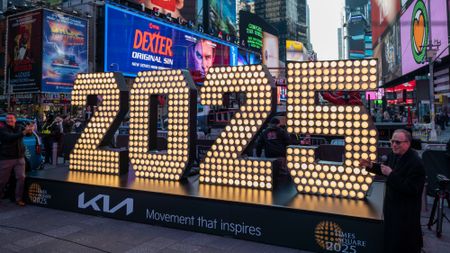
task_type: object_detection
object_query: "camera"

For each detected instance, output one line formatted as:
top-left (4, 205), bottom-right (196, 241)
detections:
top-left (436, 174), bottom-right (450, 190)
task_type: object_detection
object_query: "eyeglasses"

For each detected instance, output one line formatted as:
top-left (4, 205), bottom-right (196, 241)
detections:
top-left (390, 139), bottom-right (408, 145)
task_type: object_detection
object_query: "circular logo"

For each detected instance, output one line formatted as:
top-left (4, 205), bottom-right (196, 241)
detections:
top-left (410, 0), bottom-right (429, 63)
top-left (28, 183), bottom-right (43, 204)
top-left (315, 221), bottom-right (343, 249)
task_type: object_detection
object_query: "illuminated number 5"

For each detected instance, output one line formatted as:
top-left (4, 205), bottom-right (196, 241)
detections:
top-left (286, 60), bottom-right (379, 199)
top-left (70, 72), bottom-right (129, 174)
top-left (199, 65), bottom-right (275, 189)
top-left (129, 70), bottom-right (197, 180)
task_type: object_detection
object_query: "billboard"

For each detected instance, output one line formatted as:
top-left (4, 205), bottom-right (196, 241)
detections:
top-left (371, 0), bottom-right (401, 47)
top-left (400, 0), bottom-right (449, 75)
top-left (134, 0), bottom-right (198, 22)
top-left (42, 10), bottom-right (88, 93)
top-left (104, 4), bottom-right (234, 80)
top-left (237, 49), bottom-right (261, 65)
top-left (381, 21), bottom-right (401, 83)
top-left (239, 11), bottom-right (279, 77)
top-left (207, 0), bottom-right (237, 38)
top-left (6, 11), bottom-right (42, 93)
top-left (286, 40), bottom-right (308, 61)
top-left (347, 15), bottom-right (366, 59)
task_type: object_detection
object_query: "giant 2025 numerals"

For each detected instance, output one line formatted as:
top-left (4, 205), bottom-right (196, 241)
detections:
top-left (70, 60), bottom-right (378, 199)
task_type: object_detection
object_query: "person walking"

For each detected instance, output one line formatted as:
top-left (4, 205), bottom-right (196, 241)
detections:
top-left (0, 113), bottom-right (34, 206)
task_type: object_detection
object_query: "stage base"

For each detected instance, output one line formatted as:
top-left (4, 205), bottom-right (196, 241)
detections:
top-left (25, 167), bottom-right (384, 253)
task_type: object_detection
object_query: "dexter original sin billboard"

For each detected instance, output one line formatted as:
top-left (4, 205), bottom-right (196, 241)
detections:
top-left (400, 0), bottom-right (449, 75)
top-left (104, 4), bottom-right (236, 81)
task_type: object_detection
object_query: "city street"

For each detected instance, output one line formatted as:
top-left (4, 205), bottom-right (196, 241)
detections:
top-left (0, 197), bottom-right (449, 253)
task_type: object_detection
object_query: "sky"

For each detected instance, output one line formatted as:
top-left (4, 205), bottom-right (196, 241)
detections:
top-left (308, 0), bottom-right (345, 60)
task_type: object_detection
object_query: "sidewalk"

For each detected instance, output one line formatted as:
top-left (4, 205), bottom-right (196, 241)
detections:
top-left (1, 199), bottom-right (449, 253)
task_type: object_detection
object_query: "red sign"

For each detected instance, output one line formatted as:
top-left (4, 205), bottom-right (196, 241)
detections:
top-left (371, 0), bottom-right (401, 47)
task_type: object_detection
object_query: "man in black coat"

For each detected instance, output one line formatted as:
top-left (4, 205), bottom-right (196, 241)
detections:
top-left (360, 129), bottom-right (425, 253)
top-left (0, 113), bottom-right (34, 206)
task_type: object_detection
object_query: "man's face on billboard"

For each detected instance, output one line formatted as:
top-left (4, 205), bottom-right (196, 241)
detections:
top-left (194, 40), bottom-right (215, 76)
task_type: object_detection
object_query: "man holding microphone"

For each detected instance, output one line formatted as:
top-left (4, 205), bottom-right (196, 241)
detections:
top-left (0, 113), bottom-right (34, 206)
top-left (360, 129), bottom-right (425, 253)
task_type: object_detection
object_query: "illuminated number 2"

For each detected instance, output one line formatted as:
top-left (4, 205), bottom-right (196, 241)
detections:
top-left (129, 70), bottom-right (197, 180)
top-left (199, 65), bottom-right (275, 189)
top-left (286, 60), bottom-right (379, 199)
top-left (70, 72), bottom-right (129, 174)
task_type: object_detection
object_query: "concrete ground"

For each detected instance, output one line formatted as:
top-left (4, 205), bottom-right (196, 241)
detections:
top-left (0, 198), bottom-right (449, 253)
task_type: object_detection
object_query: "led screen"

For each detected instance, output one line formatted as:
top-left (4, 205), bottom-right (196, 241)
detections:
top-left (207, 0), bottom-right (237, 37)
top-left (286, 40), bottom-right (308, 61)
top-left (6, 11), bottom-right (42, 93)
top-left (371, 0), bottom-right (401, 47)
top-left (237, 49), bottom-right (261, 65)
top-left (133, 0), bottom-right (198, 21)
top-left (104, 4), bottom-right (235, 80)
top-left (42, 10), bottom-right (88, 93)
top-left (400, 0), bottom-right (449, 75)
top-left (381, 21), bottom-right (401, 83)
top-left (239, 11), bottom-right (279, 77)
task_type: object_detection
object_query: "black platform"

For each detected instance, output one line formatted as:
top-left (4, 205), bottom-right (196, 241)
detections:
top-left (25, 166), bottom-right (385, 253)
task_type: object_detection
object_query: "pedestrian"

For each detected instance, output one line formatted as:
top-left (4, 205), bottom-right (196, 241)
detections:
top-left (41, 115), bottom-right (63, 164)
top-left (360, 129), bottom-right (425, 253)
top-left (256, 117), bottom-right (290, 177)
top-left (0, 113), bottom-right (34, 206)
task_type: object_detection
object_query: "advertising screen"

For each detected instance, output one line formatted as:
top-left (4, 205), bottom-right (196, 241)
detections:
top-left (6, 11), bottom-right (42, 93)
top-left (371, 0), bottom-right (401, 47)
top-left (133, 0), bottom-right (198, 22)
top-left (286, 40), bottom-right (307, 61)
top-left (400, 0), bottom-right (449, 75)
top-left (239, 11), bottom-right (279, 77)
top-left (104, 4), bottom-right (235, 80)
top-left (237, 49), bottom-right (261, 65)
top-left (381, 21), bottom-right (402, 83)
top-left (207, 0), bottom-right (237, 37)
top-left (347, 15), bottom-right (366, 58)
top-left (42, 10), bottom-right (88, 93)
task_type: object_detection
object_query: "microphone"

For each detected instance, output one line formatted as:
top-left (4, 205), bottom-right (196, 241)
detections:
top-left (380, 155), bottom-right (388, 164)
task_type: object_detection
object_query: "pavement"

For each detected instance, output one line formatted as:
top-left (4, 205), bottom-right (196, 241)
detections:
top-left (0, 197), bottom-right (449, 253)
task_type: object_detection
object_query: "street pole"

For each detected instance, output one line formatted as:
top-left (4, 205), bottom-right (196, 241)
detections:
top-left (427, 0), bottom-right (437, 141)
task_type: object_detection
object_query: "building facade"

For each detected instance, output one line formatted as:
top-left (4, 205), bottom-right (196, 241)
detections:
top-left (254, 0), bottom-right (310, 63)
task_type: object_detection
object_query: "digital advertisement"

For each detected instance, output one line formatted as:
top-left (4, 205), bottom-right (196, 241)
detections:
top-left (239, 11), bottom-right (279, 77)
top-left (207, 0), bottom-right (237, 38)
top-left (381, 21), bottom-right (402, 83)
top-left (133, 0), bottom-right (198, 22)
top-left (6, 10), bottom-right (43, 93)
top-left (400, 0), bottom-right (449, 75)
top-left (237, 49), bottom-right (261, 65)
top-left (286, 40), bottom-right (308, 62)
top-left (41, 10), bottom-right (88, 93)
top-left (104, 4), bottom-right (235, 81)
top-left (370, 0), bottom-right (401, 47)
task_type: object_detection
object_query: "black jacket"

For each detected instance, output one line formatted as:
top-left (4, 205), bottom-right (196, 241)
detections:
top-left (0, 124), bottom-right (27, 160)
top-left (370, 148), bottom-right (425, 253)
top-left (256, 126), bottom-right (290, 158)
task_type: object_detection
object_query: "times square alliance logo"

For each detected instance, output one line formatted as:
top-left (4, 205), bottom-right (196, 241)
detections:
top-left (28, 183), bottom-right (52, 205)
top-left (410, 0), bottom-right (429, 64)
top-left (314, 221), bottom-right (367, 252)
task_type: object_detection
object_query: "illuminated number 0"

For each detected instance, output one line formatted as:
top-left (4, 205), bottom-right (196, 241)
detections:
top-left (129, 70), bottom-right (197, 180)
